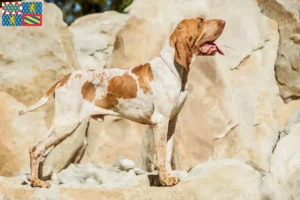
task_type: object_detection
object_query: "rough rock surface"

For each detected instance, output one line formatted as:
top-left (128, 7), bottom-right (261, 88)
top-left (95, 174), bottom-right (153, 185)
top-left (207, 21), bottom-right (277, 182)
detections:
top-left (107, 17), bottom-right (173, 69)
top-left (0, 160), bottom-right (263, 200)
top-left (257, 0), bottom-right (300, 100)
top-left (0, 2), bottom-right (84, 176)
top-left (69, 11), bottom-right (130, 70)
top-left (105, 0), bottom-right (280, 172)
top-left (263, 109), bottom-right (300, 200)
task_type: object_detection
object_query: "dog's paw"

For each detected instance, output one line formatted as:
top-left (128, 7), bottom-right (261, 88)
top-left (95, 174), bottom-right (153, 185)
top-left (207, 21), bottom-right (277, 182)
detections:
top-left (31, 179), bottom-right (51, 188)
top-left (159, 176), bottom-right (179, 186)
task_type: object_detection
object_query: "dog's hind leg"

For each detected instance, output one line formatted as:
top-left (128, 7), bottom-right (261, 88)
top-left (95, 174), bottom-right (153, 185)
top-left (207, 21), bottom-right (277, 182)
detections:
top-left (29, 91), bottom-right (82, 188)
top-left (29, 119), bottom-right (80, 188)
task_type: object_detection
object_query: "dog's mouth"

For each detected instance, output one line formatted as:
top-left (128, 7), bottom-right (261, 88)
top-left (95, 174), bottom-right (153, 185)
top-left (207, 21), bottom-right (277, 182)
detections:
top-left (198, 41), bottom-right (224, 56)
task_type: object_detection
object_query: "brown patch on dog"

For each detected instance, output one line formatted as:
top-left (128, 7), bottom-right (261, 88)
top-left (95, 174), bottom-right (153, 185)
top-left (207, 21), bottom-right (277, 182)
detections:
top-left (95, 74), bottom-right (137, 109)
top-left (58, 73), bottom-right (72, 88)
top-left (81, 81), bottom-right (96, 102)
top-left (74, 74), bottom-right (82, 79)
top-left (45, 73), bottom-right (71, 97)
top-left (132, 63), bottom-right (154, 94)
top-left (45, 82), bottom-right (59, 97)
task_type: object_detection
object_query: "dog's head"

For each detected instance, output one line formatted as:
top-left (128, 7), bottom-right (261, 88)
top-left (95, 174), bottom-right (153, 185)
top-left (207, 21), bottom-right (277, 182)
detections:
top-left (169, 18), bottom-right (225, 70)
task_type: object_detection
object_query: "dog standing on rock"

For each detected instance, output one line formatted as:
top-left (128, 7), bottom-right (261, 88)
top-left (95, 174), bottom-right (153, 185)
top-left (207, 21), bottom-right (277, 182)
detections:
top-left (19, 17), bottom-right (225, 188)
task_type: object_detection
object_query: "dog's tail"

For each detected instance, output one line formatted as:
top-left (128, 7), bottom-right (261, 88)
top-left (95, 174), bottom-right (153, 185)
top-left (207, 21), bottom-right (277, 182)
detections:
top-left (19, 81), bottom-right (59, 116)
top-left (19, 73), bottom-right (71, 115)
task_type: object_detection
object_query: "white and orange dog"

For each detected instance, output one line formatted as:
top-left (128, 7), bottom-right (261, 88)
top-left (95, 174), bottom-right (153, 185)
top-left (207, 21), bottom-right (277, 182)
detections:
top-left (20, 17), bottom-right (225, 188)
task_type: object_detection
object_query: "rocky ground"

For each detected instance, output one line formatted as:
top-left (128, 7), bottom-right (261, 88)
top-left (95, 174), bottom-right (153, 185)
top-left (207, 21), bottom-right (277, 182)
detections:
top-left (0, 0), bottom-right (299, 199)
top-left (0, 159), bottom-right (263, 200)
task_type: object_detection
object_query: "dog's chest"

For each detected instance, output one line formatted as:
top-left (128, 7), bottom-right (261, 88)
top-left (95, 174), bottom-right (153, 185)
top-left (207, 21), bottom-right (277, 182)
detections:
top-left (170, 89), bottom-right (189, 118)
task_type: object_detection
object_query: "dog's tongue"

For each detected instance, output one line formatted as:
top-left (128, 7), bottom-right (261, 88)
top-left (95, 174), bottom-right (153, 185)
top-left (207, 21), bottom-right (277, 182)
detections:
top-left (211, 42), bottom-right (224, 56)
top-left (200, 42), bottom-right (225, 56)
top-left (216, 44), bottom-right (224, 56)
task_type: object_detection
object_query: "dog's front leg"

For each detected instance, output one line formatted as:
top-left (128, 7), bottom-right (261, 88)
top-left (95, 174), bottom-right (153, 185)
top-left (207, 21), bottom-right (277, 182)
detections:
top-left (153, 119), bottom-right (179, 186)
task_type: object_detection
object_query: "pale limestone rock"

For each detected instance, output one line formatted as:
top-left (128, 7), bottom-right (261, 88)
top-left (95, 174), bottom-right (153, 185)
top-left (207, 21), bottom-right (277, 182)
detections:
top-left (274, 98), bottom-right (300, 129)
top-left (107, 17), bottom-right (173, 69)
top-left (0, 92), bottom-right (48, 176)
top-left (263, 116), bottom-right (300, 200)
top-left (127, 0), bottom-right (209, 23)
top-left (257, 0), bottom-right (300, 100)
top-left (69, 11), bottom-right (130, 70)
top-left (206, 0), bottom-right (280, 171)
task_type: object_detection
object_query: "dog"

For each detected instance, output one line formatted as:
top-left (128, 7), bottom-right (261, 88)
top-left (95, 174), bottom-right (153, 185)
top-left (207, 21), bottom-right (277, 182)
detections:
top-left (19, 17), bottom-right (225, 188)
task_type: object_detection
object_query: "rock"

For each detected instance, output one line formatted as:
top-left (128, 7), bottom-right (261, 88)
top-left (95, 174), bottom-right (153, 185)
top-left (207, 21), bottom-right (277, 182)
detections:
top-left (133, 168), bottom-right (147, 175)
top-left (0, 2), bottom-right (85, 177)
top-left (263, 117), bottom-right (300, 200)
top-left (107, 0), bottom-right (280, 172)
top-left (279, 108), bottom-right (300, 138)
top-left (257, 0), bottom-right (300, 100)
top-left (107, 17), bottom-right (173, 69)
top-left (0, 92), bottom-right (48, 176)
top-left (0, 159), bottom-right (263, 200)
top-left (204, 0), bottom-right (279, 171)
top-left (69, 11), bottom-right (130, 70)
top-left (127, 0), bottom-right (209, 23)
top-left (113, 158), bottom-right (136, 171)
top-left (274, 97), bottom-right (300, 129)
top-left (56, 163), bottom-right (139, 187)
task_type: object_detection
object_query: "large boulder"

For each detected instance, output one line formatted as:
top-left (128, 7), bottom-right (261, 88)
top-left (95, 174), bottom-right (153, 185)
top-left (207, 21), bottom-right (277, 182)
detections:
top-left (104, 0), bottom-right (280, 172)
top-left (0, 2), bottom-right (85, 176)
top-left (107, 17), bottom-right (173, 69)
top-left (263, 109), bottom-right (300, 199)
top-left (69, 11), bottom-right (130, 70)
top-left (257, 0), bottom-right (300, 101)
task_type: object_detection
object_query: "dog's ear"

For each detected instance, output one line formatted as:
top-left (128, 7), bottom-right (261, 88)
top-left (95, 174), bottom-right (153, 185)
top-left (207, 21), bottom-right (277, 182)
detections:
top-left (169, 24), bottom-right (192, 71)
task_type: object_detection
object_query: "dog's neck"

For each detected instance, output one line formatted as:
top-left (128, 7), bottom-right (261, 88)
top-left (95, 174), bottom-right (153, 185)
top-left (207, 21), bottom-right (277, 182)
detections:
top-left (159, 39), bottom-right (195, 91)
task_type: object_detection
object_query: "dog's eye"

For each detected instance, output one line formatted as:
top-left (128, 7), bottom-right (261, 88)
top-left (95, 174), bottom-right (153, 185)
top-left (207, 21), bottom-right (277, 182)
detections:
top-left (177, 24), bottom-right (184, 30)
top-left (197, 18), bottom-right (204, 27)
top-left (198, 18), bottom-right (204, 23)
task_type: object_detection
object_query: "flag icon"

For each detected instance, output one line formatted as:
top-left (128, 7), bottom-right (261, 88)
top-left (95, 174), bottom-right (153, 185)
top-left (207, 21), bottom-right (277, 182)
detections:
top-left (22, 14), bottom-right (42, 26)
top-left (22, 2), bottom-right (42, 14)
top-left (2, 14), bottom-right (22, 26)
top-left (2, 1), bottom-right (42, 27)
top-left (1, 2), bottom-right (22, 14)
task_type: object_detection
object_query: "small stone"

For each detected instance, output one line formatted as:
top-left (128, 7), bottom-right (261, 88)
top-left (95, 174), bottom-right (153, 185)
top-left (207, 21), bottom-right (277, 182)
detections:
top-left (133, 168), bottom-right (147, 175)
top-left (117, 159), bottom-right (136, 171)
top-left (51, 173), bottom-right (61, 185)
top-left (85, 177), bottom-right (99, 185)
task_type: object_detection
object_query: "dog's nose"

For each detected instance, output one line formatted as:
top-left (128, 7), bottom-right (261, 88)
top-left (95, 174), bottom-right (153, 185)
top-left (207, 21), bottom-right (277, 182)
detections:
top-left (220, 20), bottom-right (226, 26)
